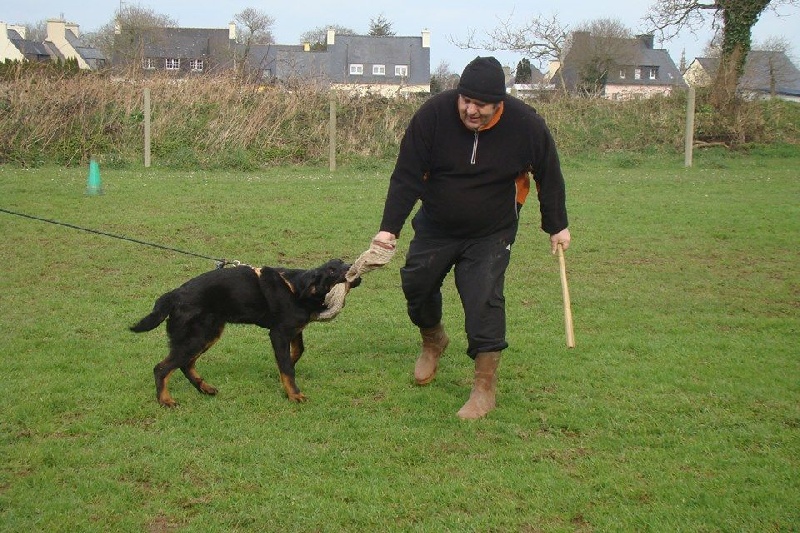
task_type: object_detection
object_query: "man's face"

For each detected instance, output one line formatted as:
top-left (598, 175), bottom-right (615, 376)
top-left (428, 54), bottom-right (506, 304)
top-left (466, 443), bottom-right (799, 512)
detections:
top-left (458, 94), bottom-right (499, 131)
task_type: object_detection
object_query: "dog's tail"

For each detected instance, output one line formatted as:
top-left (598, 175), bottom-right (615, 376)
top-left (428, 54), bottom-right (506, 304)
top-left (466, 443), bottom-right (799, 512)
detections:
top-left (129, 291), bottom-right (177, 333)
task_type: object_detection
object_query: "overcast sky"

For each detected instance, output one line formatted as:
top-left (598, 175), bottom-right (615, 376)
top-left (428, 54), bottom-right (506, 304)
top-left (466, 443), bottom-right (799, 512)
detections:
top-left (4, 1), bottom-right (798, 72)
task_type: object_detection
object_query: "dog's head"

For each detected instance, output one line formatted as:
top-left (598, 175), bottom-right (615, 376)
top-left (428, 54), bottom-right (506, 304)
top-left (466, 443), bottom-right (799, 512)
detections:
top-left (296, 259), bottom-right (359, 303)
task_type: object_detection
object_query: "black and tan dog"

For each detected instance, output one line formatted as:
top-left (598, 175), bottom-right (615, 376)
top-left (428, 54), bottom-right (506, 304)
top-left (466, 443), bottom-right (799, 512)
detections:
top-left (130, 259), bottom-right (358, 407)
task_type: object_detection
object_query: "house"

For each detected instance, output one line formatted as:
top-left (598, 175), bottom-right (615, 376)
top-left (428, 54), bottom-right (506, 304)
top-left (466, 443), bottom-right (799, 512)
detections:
top-left (547, 33), bottom-right (686, 99)
top-left (245, 28), bottom-right (431, 96)
top-left (114, 23), bottom-right (431, 95)
top-left (1, 19), bottom-right (105, 68)
top-left (508, 65), bottom-right (553, 98)
top-left (1, 22), bottom-right (48, 63)
top-left (684, 51), bottom-right (800, 102)
top-left (43, 19), bottom-right (106, 69)
top-left (112, 24), bottom-right (237, 75)
top-left (324, 30), bottom-right (431, 96)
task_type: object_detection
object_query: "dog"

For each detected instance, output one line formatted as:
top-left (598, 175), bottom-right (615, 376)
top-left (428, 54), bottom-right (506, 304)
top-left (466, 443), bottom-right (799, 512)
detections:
top-left (130, 259), bottom-right (359, 407)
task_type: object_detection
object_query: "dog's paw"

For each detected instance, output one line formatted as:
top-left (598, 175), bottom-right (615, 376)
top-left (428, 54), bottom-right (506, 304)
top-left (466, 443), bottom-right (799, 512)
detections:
top-left (198, 382), bottom-right (218, 396)
top-left (287, 392), bottom-right (308, 403)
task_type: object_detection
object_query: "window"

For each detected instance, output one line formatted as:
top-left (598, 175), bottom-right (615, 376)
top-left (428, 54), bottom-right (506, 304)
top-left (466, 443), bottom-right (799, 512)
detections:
top-left (190, 59), bottom-right (204, 72)
top-left (349, 63), bottom-right (364, 75)
top-left (634, 68), bottom-right (642, 80)
top-left (649, 67), bottom-right (658, 80)
top-left (165, 58), bottom-right (180, 71)
top-left (373, 64), bottom-right (386, 75)
top-left (619, 69), bottom-right (626, 79)
top-left (395, 65), bottom-right (409, 77)
top-left (142, 58), bottom-right (155, 70)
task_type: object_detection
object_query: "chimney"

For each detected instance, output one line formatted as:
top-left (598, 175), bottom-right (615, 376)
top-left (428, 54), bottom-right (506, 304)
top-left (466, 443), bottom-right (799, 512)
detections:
top-left (421, 29), bottom-right (430, 49)
top-left (228, 22), bottom-right (237, 41)
top-left (637, 34), bottom-right (655, 49)
top-left (326, 28), bottom-right (335, 46)
top-left (66, 22), bottom-right (79, 38)
top-left (8, 23), bottom-right (27, 39)
top-left (47, 19), bottom-right (66, 42)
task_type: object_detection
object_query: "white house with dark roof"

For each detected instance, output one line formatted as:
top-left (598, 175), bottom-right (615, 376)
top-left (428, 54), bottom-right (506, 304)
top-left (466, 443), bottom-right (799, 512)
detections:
top-left (243, 28), bottom-right (431, 96)
top-left (684, 51), bottom-right (800, 102)
top-left (1, 19), bottom-right (105, 69)
top-left (113, 23), bottom-right (237, 75)
top-left (548, 33), bottom-right (686, 99)
top-left (44, 19), bottom-right (106, 69)
top-left (113, 23), bottom-right (431, 95)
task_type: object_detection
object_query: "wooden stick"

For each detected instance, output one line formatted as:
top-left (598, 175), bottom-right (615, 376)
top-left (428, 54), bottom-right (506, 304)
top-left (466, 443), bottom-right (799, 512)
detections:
top-left (557, 244), bottom-right (575, 348)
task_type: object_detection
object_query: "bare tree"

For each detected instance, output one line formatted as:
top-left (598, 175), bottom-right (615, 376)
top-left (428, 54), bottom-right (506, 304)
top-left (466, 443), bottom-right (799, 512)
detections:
top-left (299, 25), bottom-right (355, 51)
top-left (750, 36), bottom-right (797, 96)
top-left (85, 5), bottom-right (178, 70)
top-left (450, 12), bottom-right (572, 92)
top-left (569, 18), bottom-right (635, 95)
top-left (430, 60), bottom-right (459, 93)
top-left (232, 8), bottom-right (275, 80)
top-left (644, 0), bottom-right (799, 106)
top-left (23, 20), bottom-right (48, 42)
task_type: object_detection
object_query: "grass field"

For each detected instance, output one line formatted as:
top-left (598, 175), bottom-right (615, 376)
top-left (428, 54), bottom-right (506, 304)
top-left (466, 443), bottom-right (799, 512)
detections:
top-left (1, 149), bottom-right (798, 531)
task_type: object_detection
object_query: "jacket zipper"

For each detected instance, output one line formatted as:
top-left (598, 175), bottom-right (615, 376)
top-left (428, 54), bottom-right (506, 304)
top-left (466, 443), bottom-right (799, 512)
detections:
top-left (470, 131), bottom-right (479, 165)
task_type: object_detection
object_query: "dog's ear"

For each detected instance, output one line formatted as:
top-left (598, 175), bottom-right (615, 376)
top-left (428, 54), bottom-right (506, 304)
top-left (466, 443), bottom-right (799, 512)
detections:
top-left (295, 269), bottom-right (322, 300)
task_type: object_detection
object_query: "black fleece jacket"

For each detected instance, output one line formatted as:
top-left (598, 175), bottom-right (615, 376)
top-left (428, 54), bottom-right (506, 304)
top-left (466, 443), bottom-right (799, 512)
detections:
top-left (379, 89), bottom-right (568, 240)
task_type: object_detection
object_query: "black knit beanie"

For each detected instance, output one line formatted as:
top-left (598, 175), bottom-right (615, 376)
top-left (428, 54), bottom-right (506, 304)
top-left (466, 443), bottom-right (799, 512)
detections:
top-left (457, 56), bottom-right (506, 102)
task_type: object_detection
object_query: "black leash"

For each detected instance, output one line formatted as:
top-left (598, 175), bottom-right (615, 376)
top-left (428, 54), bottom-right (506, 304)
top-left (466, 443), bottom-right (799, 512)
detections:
top-left (1, 207), bottom-right (243, 269)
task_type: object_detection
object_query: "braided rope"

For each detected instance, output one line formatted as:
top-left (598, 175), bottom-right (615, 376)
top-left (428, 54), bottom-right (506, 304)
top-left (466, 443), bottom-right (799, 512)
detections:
top-left (314, 239), bottom-right (396, 321)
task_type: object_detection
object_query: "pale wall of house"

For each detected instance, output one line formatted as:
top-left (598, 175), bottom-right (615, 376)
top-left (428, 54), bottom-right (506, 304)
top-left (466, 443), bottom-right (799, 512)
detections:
top-left (604, 84), bottom-right (674, 100)
top-left (684, 62), bottom-right (713, 87)
top-left (0, 22), bottom-right (25, 62)
top-left (46, 19), bottom-right (90, 69)
top-left (331, 83), bottom-right (431, 97)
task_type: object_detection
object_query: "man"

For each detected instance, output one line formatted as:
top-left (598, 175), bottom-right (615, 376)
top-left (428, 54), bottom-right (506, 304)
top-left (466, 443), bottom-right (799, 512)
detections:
top-left (365, 56), bottom-right (570, 419)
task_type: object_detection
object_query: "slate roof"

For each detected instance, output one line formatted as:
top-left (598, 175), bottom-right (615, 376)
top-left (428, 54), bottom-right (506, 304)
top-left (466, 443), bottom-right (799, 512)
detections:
top-left (692, 51), bottom-right (800, 95)
top-left (553, 33), bottom-right (686, 92)
top-left (6, 28), bottom-right (50, 58)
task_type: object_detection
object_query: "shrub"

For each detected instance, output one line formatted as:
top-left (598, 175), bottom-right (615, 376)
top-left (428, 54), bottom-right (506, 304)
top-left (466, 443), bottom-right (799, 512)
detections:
top-left (0, 71), bottom-right (797, 169)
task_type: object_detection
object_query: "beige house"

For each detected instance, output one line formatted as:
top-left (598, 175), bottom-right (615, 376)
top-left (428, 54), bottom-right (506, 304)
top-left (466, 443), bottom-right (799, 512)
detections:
top-left (1, 22), bottom-right (34, 62)
top-left (0, 19), bottom-right (105, 69)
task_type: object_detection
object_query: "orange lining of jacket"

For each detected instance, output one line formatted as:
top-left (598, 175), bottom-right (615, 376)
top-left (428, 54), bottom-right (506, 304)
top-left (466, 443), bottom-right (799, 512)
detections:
top-left (480, 102), bottom-right (533, 207)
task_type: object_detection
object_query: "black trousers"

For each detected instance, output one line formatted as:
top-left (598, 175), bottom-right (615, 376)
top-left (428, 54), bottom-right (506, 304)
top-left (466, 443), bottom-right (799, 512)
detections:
top-left (400, 229), bottom-right (513, 358)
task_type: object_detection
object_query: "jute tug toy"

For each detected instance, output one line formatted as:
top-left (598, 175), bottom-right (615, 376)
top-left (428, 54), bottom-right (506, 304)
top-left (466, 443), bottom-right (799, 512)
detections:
top-left (557, 243), bottom-right (576, 348)
top-left (314, 238), bottom-right (397, 321)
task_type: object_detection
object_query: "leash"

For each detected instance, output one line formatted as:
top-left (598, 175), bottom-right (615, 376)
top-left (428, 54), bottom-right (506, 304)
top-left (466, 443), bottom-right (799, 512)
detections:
top-left (1, 207), bottom-right (245, 269)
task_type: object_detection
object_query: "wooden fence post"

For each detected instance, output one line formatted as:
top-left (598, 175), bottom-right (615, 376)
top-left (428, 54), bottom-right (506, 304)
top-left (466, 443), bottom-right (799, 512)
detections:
top-left (144, 88), bottom-right (151, 168)
top-left (684, 87), bottom-right (695, 168)
top-left (329, 92), bottom-right (337, 172)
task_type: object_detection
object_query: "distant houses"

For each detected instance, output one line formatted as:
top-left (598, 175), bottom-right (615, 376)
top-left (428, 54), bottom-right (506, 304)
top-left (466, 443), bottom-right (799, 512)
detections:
top-left (684, 51), bottom-right (800, 102)
top-left (113, 25), bottom-right (431, 96)
top-left (1, 19), bottom-right (106, 69)
top-left (3, 16), bottom-right (799, 103)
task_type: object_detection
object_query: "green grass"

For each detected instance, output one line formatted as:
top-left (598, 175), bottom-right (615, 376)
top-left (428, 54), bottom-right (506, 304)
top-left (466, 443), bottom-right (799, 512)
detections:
top-left (1, 150), bottom-right (798, 531)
